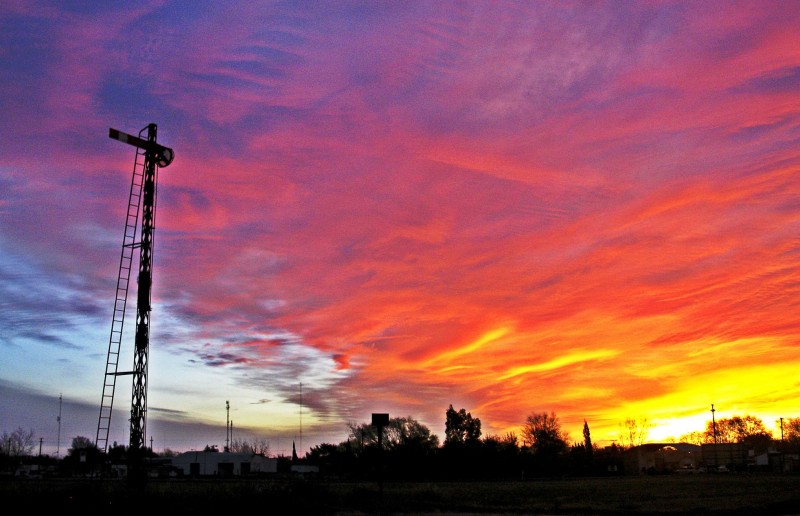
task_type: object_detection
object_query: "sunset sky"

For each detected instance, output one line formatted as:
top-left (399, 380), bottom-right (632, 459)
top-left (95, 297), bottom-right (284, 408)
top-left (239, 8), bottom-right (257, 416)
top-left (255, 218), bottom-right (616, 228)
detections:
top-left (2, 1), bottom-right (799, 457)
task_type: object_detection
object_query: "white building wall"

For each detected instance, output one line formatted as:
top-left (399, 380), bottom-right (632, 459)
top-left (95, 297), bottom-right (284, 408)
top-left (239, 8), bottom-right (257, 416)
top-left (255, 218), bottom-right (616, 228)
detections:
top-left (171, 451), bottom-right (277, 476)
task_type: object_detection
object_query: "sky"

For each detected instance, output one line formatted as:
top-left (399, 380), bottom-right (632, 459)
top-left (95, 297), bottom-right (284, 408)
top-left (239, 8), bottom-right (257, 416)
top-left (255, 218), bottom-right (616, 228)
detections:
top-left (2, 0), bottom-right (800, 458)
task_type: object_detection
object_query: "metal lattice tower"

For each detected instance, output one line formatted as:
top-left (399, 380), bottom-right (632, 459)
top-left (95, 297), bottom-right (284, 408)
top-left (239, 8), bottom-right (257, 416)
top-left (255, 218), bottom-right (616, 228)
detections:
top-left (96, 124), bottom-right (174, 456)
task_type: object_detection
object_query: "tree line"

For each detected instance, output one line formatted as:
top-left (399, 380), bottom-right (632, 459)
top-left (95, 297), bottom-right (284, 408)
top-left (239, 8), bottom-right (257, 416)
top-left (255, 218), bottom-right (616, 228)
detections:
top-left (298, 407), bottom-right (800, 480)
top-left (3, 408), bottom-right (799, 479)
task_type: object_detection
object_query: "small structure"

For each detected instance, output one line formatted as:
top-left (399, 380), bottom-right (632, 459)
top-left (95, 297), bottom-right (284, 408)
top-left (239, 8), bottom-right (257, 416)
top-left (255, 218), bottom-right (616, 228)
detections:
top-left (171, 451), bottom-right (277, 477)
top-left (623, 443), bottom-right (700, 474)
top-left (700, 442), bottom-right (749, 470)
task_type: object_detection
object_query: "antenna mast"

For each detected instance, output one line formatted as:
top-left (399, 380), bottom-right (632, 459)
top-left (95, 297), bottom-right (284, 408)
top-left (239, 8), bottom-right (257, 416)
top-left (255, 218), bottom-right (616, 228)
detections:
top-left (96, 124), bottom-right (174, 461)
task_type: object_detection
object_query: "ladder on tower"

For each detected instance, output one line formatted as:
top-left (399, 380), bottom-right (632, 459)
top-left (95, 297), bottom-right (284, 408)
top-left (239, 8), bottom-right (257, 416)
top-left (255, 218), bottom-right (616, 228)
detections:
top-left (96, 138), bottom-right (148, 453)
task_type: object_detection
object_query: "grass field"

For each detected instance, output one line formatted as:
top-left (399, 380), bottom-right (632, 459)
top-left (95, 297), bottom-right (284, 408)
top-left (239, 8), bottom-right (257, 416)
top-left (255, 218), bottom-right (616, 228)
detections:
top-left (3, 473), bottom-right (800, 514)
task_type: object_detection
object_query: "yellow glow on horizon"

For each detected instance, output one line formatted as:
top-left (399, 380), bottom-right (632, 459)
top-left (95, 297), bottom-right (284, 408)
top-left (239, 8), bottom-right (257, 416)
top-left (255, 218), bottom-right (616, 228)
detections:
top-left (587, 360), bottom-right (800, 444)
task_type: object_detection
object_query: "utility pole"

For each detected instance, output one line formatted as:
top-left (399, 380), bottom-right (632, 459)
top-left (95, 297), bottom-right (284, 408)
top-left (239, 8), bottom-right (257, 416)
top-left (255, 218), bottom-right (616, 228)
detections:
top-left (780, 417), bottom-right (785, 472)
top-left (711, 404), bottom-right (717, 443)
top-left (711, 404), bottom-right (718, 467)
top-left (39, 438), bottom-right (43, 457)
top-left (57, 393), bottom-right (62, 458)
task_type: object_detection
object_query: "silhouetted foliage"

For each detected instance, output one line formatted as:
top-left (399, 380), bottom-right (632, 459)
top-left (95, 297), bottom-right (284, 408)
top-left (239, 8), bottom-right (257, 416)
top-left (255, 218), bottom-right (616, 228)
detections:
top-left (704, 415), bottom-right (772, 448)
top-left (1, 427), bottom-right (36, 457)
top-left (159, 448), bottom-right (179, 458)
top-left (304, 416), bottom-right (442, 480)
top-left (107, 442), bottom-right (128, 463)
top-left (478, 433), bottom-right (522, 479)
top-left (780, 417), bottom-right (800, 453)
top-left (521, 411), bottom-right (569, 475)
top-left (522, 412), bottom-right (568, 454)
top-left (67, 436), bottom-right (96, 455)
top-left (784, 418), bottom-right (800, 441)
top-left (440, 405), bottom-right (484, 478)
top-left (621, 417), bottom-right (651, 448)
top-left (228, 437), bottom-right (271, 455)
top-left (61, 436), bottom-right (103, 476)
top-left (307, 442), bottom-right (356, 477)
top-left (678, 430), bottom-right (708, 445)
top-left (444, 405), bottom-right (482, 446)
top-left (593, 442), bottom-right (625, 475)
top-left (12, 404), bottom-right (791, 482)
top-left (583, 420), bottom-right (593, 461)
top-left (392, 416), bottom-right (441, 449)
top-left (348, 416), bottom-right (440, 480)
top-left (567, 442), bottom-right (592, 475)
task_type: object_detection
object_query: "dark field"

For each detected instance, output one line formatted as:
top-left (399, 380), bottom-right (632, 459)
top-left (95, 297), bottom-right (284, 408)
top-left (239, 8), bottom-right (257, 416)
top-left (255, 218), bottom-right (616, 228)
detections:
top-left (3, 474), bottom-right (800, 514)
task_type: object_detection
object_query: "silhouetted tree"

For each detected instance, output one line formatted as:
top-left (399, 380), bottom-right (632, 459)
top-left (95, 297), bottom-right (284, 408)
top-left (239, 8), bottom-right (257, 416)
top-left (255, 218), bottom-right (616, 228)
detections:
top-left (107, 442), bottom-right (127, 463)
top-left (482, 432), bottom-right (519, 450)
top-left (347, 420), bottom-right (380, 452)
top-left (306, 442), bottom-right (356, 477)
top-left (348, 416), bottom-right (439, 452)
top-left (522, 412), bottom-right (568, 453)
top-left (620, 417), bottom-right (651, 448)
top-left (521, 411), bottom-right (569, 475)
top-left (440, 406), bottom-right (483, 479)
top-left (344, 416), bottom-right (439, 480)
top-left (392, 416), bottom-right (441, 449)
top-left (229, 437), bottom-right (271, 455)
top-left (307, 442), bottom-right (340, 462)
top-left (678, 430), bottom-right (708, 445)
top-left (1, 427), bottom-right (35, 457)
top-left (480, 433), bottom-right (521, 479)
top-left (703, 415), bottom-right (772, 446)
top-left (593, 442), bottom-right (624, 475)
top-left (782, 417), bottom-right (800, 453)
top-left (784, 417), bottom-right (800, 442)
top-left (62, 436), bottom-right (102, 476)
top-left (444, 405), bottom-right (482, 446)
top-left (583, 420), bottom-right (593, 461)
top-left (68, 436), bottom-right (95, 454)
